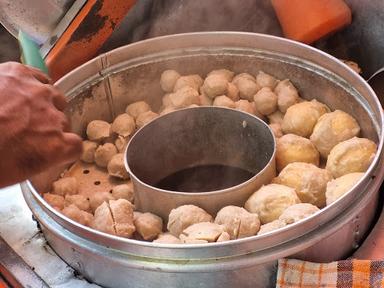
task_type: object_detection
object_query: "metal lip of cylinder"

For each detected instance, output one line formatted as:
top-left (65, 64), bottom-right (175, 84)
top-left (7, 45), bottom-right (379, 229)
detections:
top-left (124, 106), bottom-right (276, 219)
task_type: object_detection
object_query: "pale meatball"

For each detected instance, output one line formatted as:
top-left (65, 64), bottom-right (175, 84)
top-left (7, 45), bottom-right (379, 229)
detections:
top-left (107, 153), bottom-right (129, 180)
top-left (153, 233), bottom-right (182, 244)
top-left (256, 71), bottom-right (278, 89)
top-left (135, 111), bottom-right (159, 129)
top-left (134, 212), bottom-right (163, 240)
top-left (274, 79), bottom-right (299, 113)
top-left (159, 106), bottom-right (177, 116)
top-left (81, 140), bottom-right (98, 163)
top-left (179, 222), bottom-right (227, 243)
top-left (244, 184), bottom-right (301, 224)
top-left (213, 95), bottom-right (236, 108)
top-left (207, 69), bottom-right (234, 82)
top-left (268, 110), bottom-right (284, 125)
top-left (202, 74), bottom-right (229, 98)
top-left (94, 143), bottom-right (117, 168)
top-left (167, 205), bottom-right (213, 236)
top-left (91, 202), bottom-right (115, 234)
top-left (160, 70), bottom-right (181, 92)
top-left (310, 110), bottom-right (360, 158)
top-left (125, 101), bottom-right (151, 119)
top-left (62, 204), bottom-right (93, 227)
top-left (233, 73), bottom-right (260, 101)
top-left (235, 99), bottom-right (255, 115)
top-left (214, 206), bottom-right (260, 239)
top-left (254, 87), bottom-right (278, 115)
top-left (162, 93), bottom-right (173, 108)
top-left (111, 114), bottom-right (135, 137)
top-left (64, 194), bottom-right (91, 212)
top-left (86, 120), bottom-right (111, 142)
top-left (326, 137), bottom-right (377, 178)
top-left (258, 220), bottom-right (286, 235)
top-left (282, 100), bottom-right (329, 137)
top-left (111, 182), bottom-right (134, 203)
top-left (52, 177), bottom-right (78, 196)
top-left (326, 172), bottom-right (364, 205)
top-left (269, 123), bottom-right (283, 138)
top-left (173, 75), bottom-right (203, 92)
top-left (115, 136), bottom-right (129, 153)
top-left (216, 232), bottom-right (231, 242)
top-left (168, 86), bottom-right (200, 108)
top-left (89, 192), bottom-right (114, 213)
top-left (226, 82), bottom-right (240, 101)
top-left (43, 193), bottom-right (64, 210)
top-left (274, 162), bottom-right (332, 208)
top-left (109, 199), bottom-right (136, 238)
top-left (199, 93), bottom-right (213, 106)
top-left (278, 203), bottom-right (320, 225)
top-left (276, 134), bottom-right (320, 172)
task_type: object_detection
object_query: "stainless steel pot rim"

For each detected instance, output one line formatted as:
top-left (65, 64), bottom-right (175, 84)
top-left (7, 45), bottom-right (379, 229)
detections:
top-left (124, 106), bottom-right (277, 196)
top-left (23, 32), bottom-right (384, 258)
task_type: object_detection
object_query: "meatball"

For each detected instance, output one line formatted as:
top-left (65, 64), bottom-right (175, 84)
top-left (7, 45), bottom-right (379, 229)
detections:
top-left (134, 212), bottom-right (163, 241)
top-left (214, 206), bottom-right (260, 239)
top-left (168, 86), bottom-right (200, 108)
top-left (86, 120), bottom-right (111, 142)
top-left (115, 136), bottom-right (129, 153)
top-left (94, 143), bottom-right (117, 168)
top-left (62, 204), bottom-right (93, 227)
top-left (160, 70), bottom-right (181, 92)
top-left (269, 123), bottom-right (283, 138)
top-left (213, 95), bottom-right (236, 108)
top-left (153, 233), bottom-right (182, 244)
top-left (159, 106), bottom-right (177, 116)
top-left (278, 203), bottom-right (320, 225)
top-left (226, 82), bottom-right (240, 101)
top-left (267, 110), bottom-right (284, 125)
top-left (326, 172), bottom-right (364, 205)
top-left (111, 114), bottom-right (135, 137)
top-left (109, 199), bottom-right (136, 238)
top-left (258, 220), bottom-right (286, 235)
top-left (276, 134), bottom-right (320, 172)
top-left (282, 100), bottom-right (329, 137)
top-left (43, 193), bottom-right (64, 210)
top-left (81, 140), bottom-right (98, 163)
top-left (179, 222), bottom-right (228, 243)
top-left (274, 162), bottom-right (332, 208)
top-left (89, 192), bottom-right (114, 213)
top-left (64, 194), bottom-right (91, 212)
top-left (274, 79), bottom-right (299, 113)
top-left (326, 137), bottom-right (376, 178)
top-left (244, 184), bottom-right (300, 224)
top-left (107, 153), bottom-right (129, 180)
top-left (91, 202), bottom-right (115, 234)
top-left (202, 74), bottom-right (228, 98)
top-left (235, 99), bottom-right (255, 115)
top-left (52, 177), bottom-right (78, 196)
top-left (167, 205), bottom-right (213, 236)
top-left (233, 73), bottom-right (260, 101)
top-left (256, 71), bottom-right (278, 89)
top-left (173, 75), bottom-right (203, 92)
top-left (199, 93), bottom-right (213, 106)
top-left (125, 101), bottom-right (151, 119)
top-left (111, 182), bottom-right (134, 203)
top-left (253, 87), bottom-right (278, 115)
top-left (135, 111), bottom-right (159, 129)
top-left (207, 69), bottom-right (234, 82)
top-left (310, 110), bottom-right (360, 158)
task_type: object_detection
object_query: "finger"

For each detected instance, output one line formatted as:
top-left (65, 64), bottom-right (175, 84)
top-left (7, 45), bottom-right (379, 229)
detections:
top-left (47, 85), bottom-right (68, 111)
top-left (26, 65), bottom-right (51, 84)
top-left (59, 132), bottom-right (83, 163)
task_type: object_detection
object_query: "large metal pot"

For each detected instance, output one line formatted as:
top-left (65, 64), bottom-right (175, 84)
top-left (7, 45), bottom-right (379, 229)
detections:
top-left (21, 32), bottom-right (384, 288)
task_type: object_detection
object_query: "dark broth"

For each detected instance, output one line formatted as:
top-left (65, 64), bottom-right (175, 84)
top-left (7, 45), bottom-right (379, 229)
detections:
top-left (155, 164), bottom-right (255, 192)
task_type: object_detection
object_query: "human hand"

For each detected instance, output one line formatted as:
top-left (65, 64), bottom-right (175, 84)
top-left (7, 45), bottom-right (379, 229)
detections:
top-left (0, 62), bottom-right (82, 187)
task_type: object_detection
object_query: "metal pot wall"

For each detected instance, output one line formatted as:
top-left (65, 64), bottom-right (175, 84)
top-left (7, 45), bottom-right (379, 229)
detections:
top-left (21, 32), bottom-right (384, 288)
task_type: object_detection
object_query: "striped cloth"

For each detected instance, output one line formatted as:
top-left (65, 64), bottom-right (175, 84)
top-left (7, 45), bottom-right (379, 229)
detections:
top-left (276, 259), bottom-right (384, 287)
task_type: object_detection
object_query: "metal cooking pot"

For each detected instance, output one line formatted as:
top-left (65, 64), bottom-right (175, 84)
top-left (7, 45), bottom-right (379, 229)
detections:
top-left (21, 32), bottom-right (384, 288)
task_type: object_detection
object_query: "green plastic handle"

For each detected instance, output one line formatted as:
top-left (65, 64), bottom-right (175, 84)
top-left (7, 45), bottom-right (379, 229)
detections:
top-left (18, 31), bottom-right (49, 75)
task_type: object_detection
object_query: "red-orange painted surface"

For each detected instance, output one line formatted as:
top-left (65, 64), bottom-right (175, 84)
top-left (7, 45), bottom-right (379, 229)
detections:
top-left (46, 0), bottom-right (136, 81)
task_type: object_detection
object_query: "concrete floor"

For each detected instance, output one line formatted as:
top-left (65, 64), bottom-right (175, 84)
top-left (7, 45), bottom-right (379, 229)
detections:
top-left (0, 26), bottom-right (20, 63)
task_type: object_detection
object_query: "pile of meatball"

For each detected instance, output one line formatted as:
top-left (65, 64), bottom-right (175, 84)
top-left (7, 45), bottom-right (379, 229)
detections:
top-left (42, 68), bottom-right (377, 244)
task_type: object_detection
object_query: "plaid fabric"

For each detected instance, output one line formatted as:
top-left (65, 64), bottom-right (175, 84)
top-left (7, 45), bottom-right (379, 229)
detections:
top-left (276, 259), bottom-right (384, 288)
